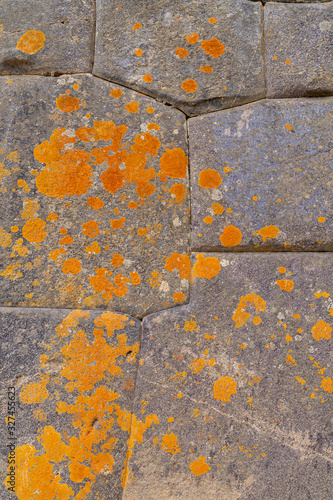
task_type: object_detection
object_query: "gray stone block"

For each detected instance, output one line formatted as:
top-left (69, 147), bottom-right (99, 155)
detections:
top-left (124, 253), bottom-right (333, 500)
top-left (0, 75), bottom-right (190, 317)
top-left (189, 98), bottom-right (333, 251)
top-left (94, 0), bottom-right (265, 116)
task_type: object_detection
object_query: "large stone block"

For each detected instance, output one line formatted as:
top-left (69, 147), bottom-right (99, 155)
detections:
top-left (0, 307), bottom-right (141, 499)
top-left (94, 0), bottom-right (265, 116)
top-left (124, 253), bottom-right (333, 500)
top-left (0, 0), bottom-right (94, 75)
top-left (265, 2), bottom-right (333, 98)
top-left (0, 75), bottom-right (190, 317)
top-left (189, 98), bottom-right (333, 251)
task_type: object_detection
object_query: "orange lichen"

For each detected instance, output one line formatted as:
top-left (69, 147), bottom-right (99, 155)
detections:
top-left (59, 235), bottom-right (73, 245)
top-left (276, 279), bottom-right (294, 292)
top-left (320, 377), bottom-right (332, 393)
top-left (200, 65), bottom-right (213, 73)
top-left (112, 254), bottom-right (124, 267)
top-left (185, 33), bottom-right (199, 44)
top-left (256, 225), bottom-right (280, 242)
top-left (111, 217), bottom-right (126, 229)
top-left (87, 197), bottom-right (104, 210)
top-left (134, 49), bottom-right (143, 57)
top-left (85, 241), bottom-right (101, 254)
top-left (219, 225), bottom-right (242, 247)
top-left (184, 319), bottom-right (197, 332)
top-left (204, 216), bottom-right (213, 224)
top-left (201, 38), bottom-right (225, 58)
top-left (56, 95), bottom-right (80, 113)
top-left (211, 202), bottom-right (224, 215)
top-left (161, 433), bottom-right (181, 454)
top-left (62, 258), bottom-right (82, 275)
top-left (19, 375), bottom-right (50, 404)
top-left (198, 168), bottom-right (222, 188)
top-left (285, 124), bottom-right (292, 130)
top-left (173, 292), bottom-right (186, 303)
top-left (190, 456), bottom-right (211, 476)
top-left (213, 376), bottom-right (237, 403)
top-left (160, 148), bottom-right (188, 178)
top-left (0, 228), bottom-right (12, 248)
top-left (143, 74), bottom-right (153, 83)
top-left (130, 272), bottom-right (141, 285)
top-left (232, 293), bottom-right (266, 328)
top-left (21, 200), bottom-right (39, 219)
top-left (132, 23), bottom-right (142, 30)
top-left (170, 183), bottom-right (186, 204)
top-left (165, 253), bottom-right (191, 281)
top-left (318, 217), bottom-right (326, 223)
top-left (192, 254), bottom-right (221, 280)
top-left (311, 320), bottom-right (332, 341)
top-left (286, 354), bottom-right (297, 366)
top-left (209, 17), bottom-right (217, 24)
top-left (181, 79), bottom-right (198, 93)
top-left (16, 30), bottom-right (45, 54)
top-left (22, 218), bottom-right (47, 243)
top-left (110, 89), bottom-right (122, 98)
top-left (82, 221), bottom-right (99, 238)
top-left (175, 47), bottom-right (188, 58)
top-left (125, 102), bottom-right (139, 113)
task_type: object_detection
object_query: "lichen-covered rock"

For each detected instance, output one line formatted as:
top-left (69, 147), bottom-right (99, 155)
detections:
top-left (94, 0), bottom-right (265, 116)
top-left (0, 307), bottom-right (141, 499)
top-left (189, 98), bottom-right (333, 251)
top-left (124, 253), bottom-right (333, 500)
top-left (0, 75), bottom-right (190, 317)
top-left (265, 2), bottom-right (333, 98)
top-left (0, 0), bottom-right (94, 75)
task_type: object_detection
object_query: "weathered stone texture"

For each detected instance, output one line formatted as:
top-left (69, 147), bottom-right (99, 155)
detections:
top-left (0, 307), bottom-right (141, 499)
top-left (265, 2), bottom-right (333, 98)
top-left (0, 0), bottom-right (94, 75)
top-left (189, 98), bottom-right (333, 251)
top-left (94, 0), bottom-right (265, 116)
top-left (0, 75), bottom-right (190, 317)
top-left (124, 253), bottom-right (333, 500)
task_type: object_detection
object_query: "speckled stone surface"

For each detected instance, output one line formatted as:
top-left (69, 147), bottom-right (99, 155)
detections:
top-left (0, 0), bottom-right (94, 75)
top-left (265, 2), bottom-right (333, 98)
top-left (189, 98), bottom-right (333, 251)
top-left (124, 253), bottom-right (333, 500)
top-left (94, 0), bottom-right (265, 116)
top-left (0, 307), bottom-right (141, 499)
top-left (0, 75), bottom-right (190, 317)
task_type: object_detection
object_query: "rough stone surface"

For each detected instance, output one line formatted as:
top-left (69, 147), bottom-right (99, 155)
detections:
top-left (0, 75), bottom-right (190, 318)
top-left (0, 307), bottom-right (141, 499)
top-left (189, 98), bottom-right (333, 251)
top-left (0, 0), bottom-right (94, 75)
top-left (124, 253), bottom-right (333, 500)
top-left (265, 2), bottom-right (333, 98)
top-left (94, 0), bottom-right (265, 116)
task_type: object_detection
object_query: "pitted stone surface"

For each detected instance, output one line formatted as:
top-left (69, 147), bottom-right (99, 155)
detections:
top-left (189, 98), bottom-right (333, 251)
top-left (0, 75), bottom-right (190, 317)
top-left (94, 0), bottom-right (265, 116)
top-left (124, 253), bottom-right (333, 500)
top-left (0, 0), bottom-right (94, 75)
top-left (265, 2), bottom-right (333, 98)
top-left (0, 307), bottom-right (141, 499)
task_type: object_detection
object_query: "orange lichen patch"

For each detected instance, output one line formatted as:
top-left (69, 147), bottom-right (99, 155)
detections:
top-left (146, 107), bottom-right (155, 114)
top-left (209, 17), bottom-right (217, 24)
top-left (279, 267), bottom-right (286, 273)
top-left (321, 377), bottom-right (332, 393)
top-left (56, 95), bottom-right (80, 113)
top-left (200, 65), bottom-right (213, 73)
top-left (193, 254), bottom-right (221, 280)
top-left (111, 217), bottom-right (126, 229)
top-left (0, 228), bottom-right (12, 248)
top-left (184, 319), bottom-right (197, 332)
top-left (285, 334), bottom-right (293, 342)
top-left (34, 128), bottom-right (93, 198)
top-left (62, 258), bottom-right (82, 275)
top-left (201, 38), bottom-right (225, 58)
top-left (311, 320), bottom-right (332, 341)
top-left (132, 23), bottom-right (142, 30)
top-left (134, 49), bottom-right (143, 57)
top-left (165, 253), bottom-right (191, 281)
top-left (19, 375), bottom-right (49, 404)
top-left (16, 30), bottom-right (45, 54)
top-left (89, 268), bottom-right (120, 300)
top-left (49, 248), bottom-right (66, 261)
top-left (219, 225), bottom-right (242, 247)
top-left (87, 197), bottom-right (104, 210)
top-left (110, 89), bottom-right (122, 98)
top-left (173, 292), bottom-right (186, 303)
top-left (285, 124), bottom-right (292, 130)
top-left (46, 212), bottom-right (58, 222)
top-left (232, 293), bottom-right (266, 328)
top-left (181, 79), bottom-right (198, 93)
top-left (318, 217), bottom-right (326, 223)
top-left (128, 201), bottom-right (138, 209)
top-left (22, 218), bottom-right (47, 243)
top-left (286, 354), bottom-right (297, 366)
top-left (82, 220), bottom-right (99, 238)
top-left (189, 357), bottom-right (215, 374)
top-left (11, 239), bottom-right (28, 258)
top-left (213, 376), bottom-right (237, 403)
top-left (112, 254), bottom-right (124, 267)
top-left (185, 33), bottom-right (199, 44)
top-left (20, 199), bottom-right (39, 219)
top-left (161, 433), bottom-right (181, 454)
top-left (198, 168), bottom-right (222, 188)
top-left (314, 291), bottom-right (330, 298)
top-left (59, 235), bottom-right (73, 245)
top-left (204, 216), bottom-right (213, 224)
top-left (296, 376), bottom-right (306, 385)
top-left (276, 279), bottom-right (294, 292)
top-left (170, 183), bottom-right (186, 204)
top-left (125, 101), bottom-right (139, 113)
top-left (190, 456), bottom-right (210, 476)
top-left (160, 148), bottom-right (188, 179)
top-left (175, 47), bottom-right (188, 58)
top-left (252, 316), bottom-right (262, 325)
top-left (211, 202), bottom-right (224, 215)
top-left (17, 179), bottom-right (31, 193)
top-left (130, 272), bottom-right (141, 285)
top-left (255, 225), bottom-right (280, 242)
top-left (85, 241), bottom-right (101, 254)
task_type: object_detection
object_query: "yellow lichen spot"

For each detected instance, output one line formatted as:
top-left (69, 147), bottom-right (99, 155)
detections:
top-left (21, 199), bottom-right (40, 219)
top-left (85, 241), bottom-right (101, 254)
top-left (213, 376), bottom-right (237, 402)
top-left (181, 79), bottom-right (198, 93)
top-left (219, 225), bottom-right (242, 247)
top-left (0, 228), bottom-right (12, 248)
top-left (19, 375), bottom-right (49, 404)
top-left (143, 74), bottom-right (153, 83)
top-left (320, 377), bottom-right (332, 393)
top-left (132, 23), bottom-right (142, 30)
top-left (125, 101), bottom-right (139, 113)
top-left (184, 319), bottom-right (198, 332)
top-left (11, 226), bottom-right (19, 232)
top-left (56, 94), bottom-right (80, 113)
top-left (314, 291), bottom-right (330, 298)
top-left (110, 88), bottom-right (122, 98)
top-left (17, 179), bottom-right (31, 192)
top-left (193, 253), bottom-right (221, 280)
top-left (318, 217), bottom-right (326, 223)
top-left (203, 216), bottom-right (213, 224)
top-left (232, 293), bottom-right (266, 328)
top-left (160, 148), bottom-right (188, 179)
top-left (211, 202), bottom-right (224, 215)
top-left (285, 334), bottom-right (293, 342)
top-left (62, 258), bottom-right (82, 275)
top-left (0, 162), bottom-right (11, 182)
top-left (296, 377), bottom-right (306, 385)
top-left (201, 38), bottom-right (225, 58)
top-left (199, 65), bottom-right (213, 73)
top-left (16, 30), bottom-right (45, 54)
top-left (198, 168), bottom-right (222, 189)
top-left (209, 17), bottom-right (217, 24)
top-left (190, 456), bottom-right (211, 476)
top-left (185, 33), bottom-right (199, 44)
top-left (22, 218), bottom-right (47, 243)
top-left (311, 320), bottom-right (332, 341)
top-left (160, 433), bottom-right (181, 454)
top-left (134, 49), bottom-right (143, 57)
top-left (252, 316), bottom-right (262, 325)
top-left (255, 225), bottom-right (280, 242)
top-left (173, 291), bottom-right (186, 303)
top-left (279, 267), bottom-right (286, 273)
top-left (286, 354), bottom-right (297, 366)
top-left (276, 279), bottom-right (294, 292)
top-left (285, 124), bottom-right (292, 130)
